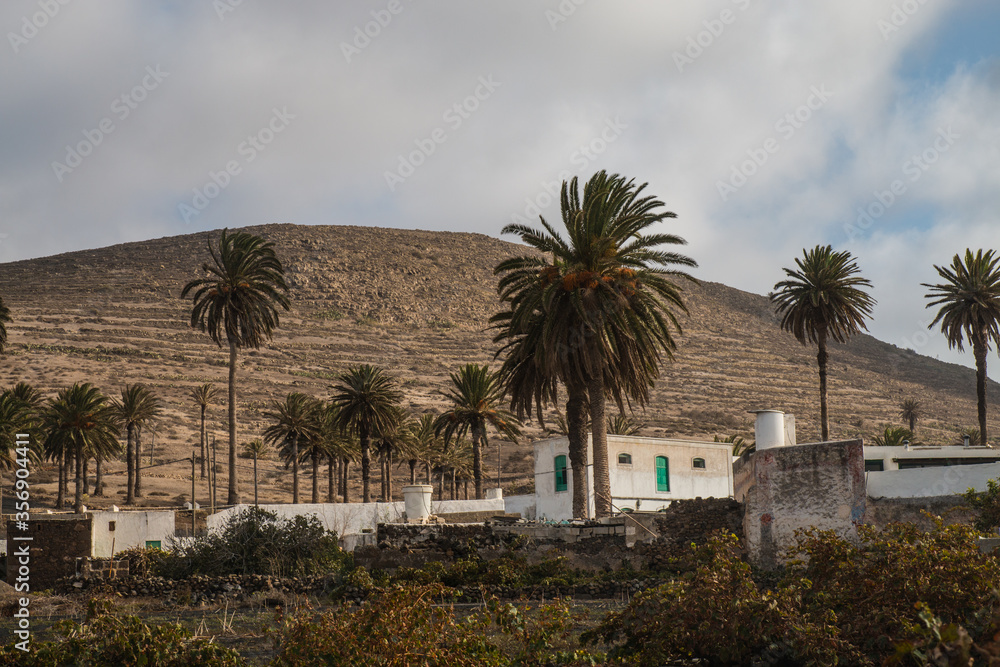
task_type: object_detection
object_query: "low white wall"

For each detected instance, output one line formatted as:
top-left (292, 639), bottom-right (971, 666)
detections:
top-left (504, 494), bottom-right (536, 520)
top-left (867, 462), bottom-right (1000, 498)
top-left (207, 498), bottom-right (508, 539)
top-left (91, 510), bottom-right (175, 557)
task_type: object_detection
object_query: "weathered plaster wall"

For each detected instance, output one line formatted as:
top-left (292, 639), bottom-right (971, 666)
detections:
top-left (740, 440), bottom-right (866, 569)
top-left (91, 510), bottom-right (175, 557)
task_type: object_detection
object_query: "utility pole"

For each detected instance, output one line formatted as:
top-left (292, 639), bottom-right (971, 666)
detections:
top-left (210, 434), bottom-right (217, 516)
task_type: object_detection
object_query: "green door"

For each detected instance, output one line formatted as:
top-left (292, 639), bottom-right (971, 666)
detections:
top-left (554, 455), bottom-right (568, 492)
top-left (655, 456), bottom-right (669, 492)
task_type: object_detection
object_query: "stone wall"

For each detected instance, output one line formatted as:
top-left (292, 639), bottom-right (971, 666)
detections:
top-left (6, 515), bottom-right (93, 590)
top-left (865, 495), bottom-right (974, 530)
top-left (738, 440), bottom-right (866, 570)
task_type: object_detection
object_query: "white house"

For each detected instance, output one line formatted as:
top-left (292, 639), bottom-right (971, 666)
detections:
top-left (90, 508), bottom-right (175, 557)
top-left (864, 444), bottom-right (1000, 498)
top-left (528, 434), bottom-right (734, 521)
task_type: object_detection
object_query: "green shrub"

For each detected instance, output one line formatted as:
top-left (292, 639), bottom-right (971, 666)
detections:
top-left (0, 599), bottom-right (245, 666)
top-left (962, 478), bottom-right (1000, 534)
top-left (162, 507), bottom-right (347, 578)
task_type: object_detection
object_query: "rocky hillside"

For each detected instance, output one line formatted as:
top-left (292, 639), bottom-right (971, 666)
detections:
top-left (0, 223), bottom-right (994, 508)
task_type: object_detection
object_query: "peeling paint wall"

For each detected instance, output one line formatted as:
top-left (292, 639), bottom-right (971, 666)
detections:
top-left (739, 440), bottom-right (866, 569)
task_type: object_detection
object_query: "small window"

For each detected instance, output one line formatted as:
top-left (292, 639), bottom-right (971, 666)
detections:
top-left (692, 457), bottom-right (706, 469)
top-left (145, 540), bottom-right (162, 550)
top-left (108, 521), bottom-right (116, 532)
top-left (554, 455), bottom-right (568, 492)
top-left (618, 452), bottom-right (632, 465)
top-left (655, 456), bottom-right (670, 492)
top-left (864, 459), bottom-right (885, 472)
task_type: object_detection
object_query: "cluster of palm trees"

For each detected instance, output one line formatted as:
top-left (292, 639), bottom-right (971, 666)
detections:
top-left (0, 381), bottom-right (160, 513)
top-left (256, 363), bottom-right (513, 505)
top-left (770, 246), bottom-right (1000, 449)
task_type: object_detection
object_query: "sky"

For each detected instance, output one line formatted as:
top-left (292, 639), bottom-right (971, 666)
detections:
top-left (2, 1), bottom-right (1000, 377)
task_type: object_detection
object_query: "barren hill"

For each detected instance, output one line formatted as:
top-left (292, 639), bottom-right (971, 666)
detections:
top-left (0, 223), bottom-right (994, 508)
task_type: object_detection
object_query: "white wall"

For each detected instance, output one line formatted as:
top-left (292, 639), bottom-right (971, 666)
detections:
top-left (864, 445), bottom-right (1000, 471)
top-left (533, 435), bottom-right (734, 521)
top-left (504, 494), bottom-right (536, 520)
top-left (91, 510), bottom-right (175, 557)
top-left (207, 497), bottom-right (508, 539)
top-left (867, 461), bottom-right (1000, 498)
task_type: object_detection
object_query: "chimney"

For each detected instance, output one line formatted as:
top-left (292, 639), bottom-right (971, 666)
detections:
top-left (751, 410), bottom-right (796, 450)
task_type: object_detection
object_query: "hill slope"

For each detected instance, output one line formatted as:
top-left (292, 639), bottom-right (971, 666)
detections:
top-left (0, 224), bottom-right (994, 507)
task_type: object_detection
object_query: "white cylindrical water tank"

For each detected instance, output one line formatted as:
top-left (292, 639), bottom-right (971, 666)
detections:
top-left (752, 410), bottom-right (785, 450)
top-left (402, 484), bottom-right (433, 522)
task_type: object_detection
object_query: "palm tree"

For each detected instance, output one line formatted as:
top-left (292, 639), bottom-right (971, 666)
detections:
top-left (330, 365), bottom-right (401, 503)
top-left (872, 425), bottom-right (915, 447)
top-left (496, 171), bottom-right (697, 517)
top-left (265, 392), bottom-right (322, 504)
top-left (716, 433), bottom-right (755, 457)
top-left (182, 229), bottom-right (291, 504)
top-left (404, 414), bottom-right (443, 484)
top-left (899, 398), bottom-right (921, 434)
top-left (924, 249), bottom-right (1000, 447)
top-left (435, 364), bottom-right (520, 499)
top-left (374, 406), bottom-right (410, 501)
top-left (771, 245), bottom-right (875, 442)
top-left (0, 295), bottom-right (11, 354)
top-left (0, 383), bottom-right (44, 471)
top-left (43, 383), bottom-right (120, 513)
top-left (608, 413), bottom-right (642, 436)
top-left (112, 384), bottom-right (161, 505)
top-left (191, 383), bottom-right (219, 478)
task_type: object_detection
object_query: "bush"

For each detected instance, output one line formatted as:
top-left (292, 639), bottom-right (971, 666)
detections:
top-left (962, 478), bottom-right (1000, 534)
top-left (0, 599), bottom-right (245, 666)
top-left (161, 507), bottom-right (348, 578)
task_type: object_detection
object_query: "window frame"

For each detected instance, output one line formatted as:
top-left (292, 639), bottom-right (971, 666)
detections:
top-left (617, 452), bottom-right (632, 465)
top-left (692, 457), bottom-right (706, 470)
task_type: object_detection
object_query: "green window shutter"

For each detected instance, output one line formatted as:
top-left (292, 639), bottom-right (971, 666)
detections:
top-left (655, 456), bottom-right (669, 492)
top-left (145, 540), bottom-right (162, 549)
top-left (554, 455), bottom-right (568, 492)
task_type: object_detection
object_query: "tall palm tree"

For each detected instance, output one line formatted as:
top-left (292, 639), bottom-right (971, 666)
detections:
top-left (771, 245), bottom-right (875, 442)
top-left (405, 414), bottom-right (443, 484)
top-left (43, 383), bottom-right (119, 513)
top-left (924, 249), bottom-right (1000, 447)
top-left (182, 229), bottom-right (291, 504)
top-left (330, 365), bottom-right (401, 503)
top-left (374, 406), bottom-right (410, 501)
top-left (0, 295), bottom-right (11, 354)
top-left (191, 383), bottom-right (219, 478)
top-left (112, 384), bottom-right (161, 505)
top-left (0, 383), bottom-right (44, 471)
top-left (241, 438), bottom-right (269, 506)
top-left (496, 171), bottom-right (696, 517)
top-left (265, 392), bottom-right (322, 504)
top-left (899, 398), bottom-right (921, 434)
top-left (435, 364), bottom-right (520, 499)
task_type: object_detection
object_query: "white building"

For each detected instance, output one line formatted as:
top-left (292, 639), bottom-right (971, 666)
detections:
top-left (528, 434), bottom-right (734, 521)
top-left (864, 444), bottom-right (1000, 498)
top-left (90, 509), bottom-right (175, 557)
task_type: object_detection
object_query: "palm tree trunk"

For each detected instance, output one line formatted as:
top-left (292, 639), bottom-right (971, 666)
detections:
top-left (334, 454), bottom-right (337, 503)
top-left (200, 406), bottom-right (207, 478)
top-left (380, 452), bottom-right (387, 501)
top-left (311, 448), bottom-right (320, 503)
top-left (361, 428), bottom-right (371, 503)
top-left (292, 433), bottom-right (300, 504)
top-left (125, 424), bottom-right (135, 505)
top-left (472, 422), bottom-right (484, 499)
top-left (588, 374), bottom-right (612, 518)
top-left (82, 457), bottom-right (90, 496)
top-left (817, 327), bottom-right (829, 442)
top-left (134, 425), bottom-right (142, 498)
top-left (450, 467), bottom-right (457, 499)
top-left (464, 479), bottom-right (469, 499)
top-left (566, 391), bottom-right (589, 519)
top-left (975, 331), bottom-right (989, 446)
top-left (74, 443), bottom-right (84, 513)
top-left (424, 460), bottom-right (431, 484)
top-left (61, 450), bottom-right (70, 507)
top-left (94, 457), bottom-right (104, 496)
top-left (437, 468), bottom-right (444, 500)
top-left (386, 450), bottom-right (393, 500)
top-left (342, 457), bottom-right (351, 503)
top-left (227, 339), bottom-right (240, 505)
top-left (56, 452), bottom-right (65, 508)
top-left (909, 415), bottom-right (916, 433)
top-left (408, 460), bottom-right (416, 484)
